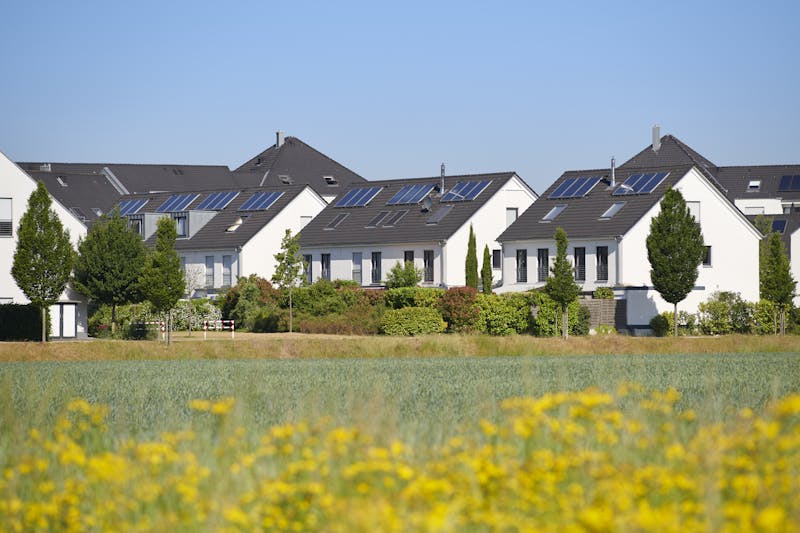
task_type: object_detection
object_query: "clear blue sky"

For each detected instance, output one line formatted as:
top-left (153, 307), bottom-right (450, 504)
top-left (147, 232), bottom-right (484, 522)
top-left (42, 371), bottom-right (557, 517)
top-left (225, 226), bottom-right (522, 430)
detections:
top-left (2, 1), bottom-right (798, 194)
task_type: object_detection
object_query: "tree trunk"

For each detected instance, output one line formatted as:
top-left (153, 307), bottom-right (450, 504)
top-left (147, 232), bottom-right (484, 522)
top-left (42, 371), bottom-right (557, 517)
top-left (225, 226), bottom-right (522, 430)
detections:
top-left (673, 302), bottom-right (678, 337)
top-left (41, 306), bottom-right (47, 343)
top-left (562, 305), bottom-right (569, 340)
top-left (780, 307), bottom-right (786, 336)
top-left (111, 303), bottom-right (117, 335)
top-left (289, 287), bottom-right (294, 333)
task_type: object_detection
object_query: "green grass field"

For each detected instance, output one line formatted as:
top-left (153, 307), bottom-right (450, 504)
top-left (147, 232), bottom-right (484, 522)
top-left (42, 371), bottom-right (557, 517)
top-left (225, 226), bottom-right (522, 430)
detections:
top-left (2, 352), bottom-right (798, 447)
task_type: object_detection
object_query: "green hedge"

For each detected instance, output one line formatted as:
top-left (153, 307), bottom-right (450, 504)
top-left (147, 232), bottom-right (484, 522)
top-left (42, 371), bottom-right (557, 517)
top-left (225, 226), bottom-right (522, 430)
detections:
top-left (0, 304), bottom-right (44, 341)
top-left (381, 307), bottom-right (446, 336)
top-left (527, 290), bottom-right (590, 337)
top-left (476, 293), bottom-right (530, 336)
top-left (385, 287), bottom-right (444, 310)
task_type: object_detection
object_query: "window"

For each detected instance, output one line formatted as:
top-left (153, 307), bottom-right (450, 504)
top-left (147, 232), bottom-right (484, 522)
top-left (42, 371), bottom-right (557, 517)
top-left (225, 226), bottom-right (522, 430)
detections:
top-left (574, 247), bottom-right (586, 281)
top-left (686, 201), bottom-right (700, 222)
top-left (506, 208), bottom-right (518, 227)
top-left (748, 180), bottom-right (761, 192)
top-left (596, 246), bottom-right (608, 281)
top-left (744, 206), bottom-right (765, 215)
top-left (174, 215), bottom-right (187, 238)
top-left (352, 253), bottom-right (362, 284)
top-left (129, 217), bottom-right (143, 237)
top-left (371, 252), bottom-right (382, 284)
top-left (303, 254), bottom-right (312, 284)
top-left (222, 255), bottom-right (232, 287)
top-left (537, 248), bottom-right (549, 282)
top-left (541, 204), bottom-right (566, 222)
top-left (703, 246), bottom-right (712, 266)
top-left (516, 250), bottom-right (527, 283)
top-left (423, 250), bottom-right (434, 283)
top-left (321, 253), bottom-right (331, 281)
top-left (404, 251), bottom-right (414, 264)
top-left (492, 249), bottom-right (501, 270)
top-left (600, 202), bottom-right (625, 220)
top-left (1, 198), bottom-right (12, 237)
top-left (205, 256), bottom-right (214, 288)
top-left (180, 256), bottom-right (187, 273)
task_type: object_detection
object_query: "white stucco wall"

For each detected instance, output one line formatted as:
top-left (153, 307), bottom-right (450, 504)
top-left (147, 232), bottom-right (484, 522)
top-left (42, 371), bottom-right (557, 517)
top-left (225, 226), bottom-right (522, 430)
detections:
top-left (734, 198), bottom-right (784, 216)
top-left (791, 229), bottom-right (800, 307)
top-left (0, 151), bottom-right (89, 336)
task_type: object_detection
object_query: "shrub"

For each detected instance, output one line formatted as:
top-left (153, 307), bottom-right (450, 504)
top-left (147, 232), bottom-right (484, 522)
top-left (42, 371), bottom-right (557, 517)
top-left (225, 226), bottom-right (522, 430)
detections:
top-left (697, 291), bottom-right (752, 335)
top-left (526, 290), bottom-right (589, 337)
top-left (385, 261), bottom-right (422, 289)
top-left (649, 313), bottom-right (670, 337)
top-left (381, 307), bottom-right (446, 336)
top-left (439, 287), bottom-right (481, 333)
top-left (593, 324), bottom-right (617, 335)
top-left (385, 287), bottom-right (444, 310)
top-left (90, 300), bottom-right (222, 337)
top-left (476, 294), bottom-right (529, 336)
top-left (0, 303), bottom-right (44, 341)
top-left (751, 300), bottom-right (777, 335)
top-left (291, 280), bottom-right (349, 316)
top-left (649, 310), bottom-right (698, 337)
top-left (593, 287), bottom-right (614, 300)
top-left (217, 275), bottom-right (279, 321)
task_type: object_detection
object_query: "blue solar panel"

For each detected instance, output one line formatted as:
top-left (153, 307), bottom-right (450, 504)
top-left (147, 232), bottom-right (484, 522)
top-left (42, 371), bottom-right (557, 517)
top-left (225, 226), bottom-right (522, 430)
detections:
top-left (773, 220), bottom-right (788, 233)
top-left (779, 175), bottom-right (800, 191)
top-left (334, 186), bottom-right (382, 207)
top-left (238, 191), bottom-right (283, 211)
top-left (196, 191), bottom-right (239, 210)
top-left (387, 184), bottom-right (435, 205)
top-left (441, 180), bottom-right (491, 202)
top-left (548, 176), bottom-right (601, 199)
top-left (117, 199), bottom-right (148, 216)
top-left (156, 194), bottom-right (198, 212)
top-left (613, 172), bottom-right (670, 196)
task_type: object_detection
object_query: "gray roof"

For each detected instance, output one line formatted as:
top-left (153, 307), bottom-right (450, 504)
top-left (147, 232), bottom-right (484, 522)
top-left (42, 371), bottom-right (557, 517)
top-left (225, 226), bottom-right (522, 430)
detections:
top-left (498, 164), bottom-right (695, 242)
top-left (716, 165), bottom-right (800, 200)
top-left (621, 134), bottom-right (718, 172)
top-left (299, 172), bottom-right (526, 247)
top-left (745, 212), bottom-right (800, 258)
top-left (234, 136), bottom-right (366, 192)
top-left (117, 185), bottom-right (314, 251)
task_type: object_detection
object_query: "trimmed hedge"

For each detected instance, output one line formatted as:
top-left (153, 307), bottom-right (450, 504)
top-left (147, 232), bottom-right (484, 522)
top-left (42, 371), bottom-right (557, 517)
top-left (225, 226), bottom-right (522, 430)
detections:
top-left (0, 304), bottom-right (44, 341)
top-left (476, 293), bottom-right (530, 336)
top-left (381, 307), bottom-right (446, 336)
top-left (385, 287), bottom-right (445, 310)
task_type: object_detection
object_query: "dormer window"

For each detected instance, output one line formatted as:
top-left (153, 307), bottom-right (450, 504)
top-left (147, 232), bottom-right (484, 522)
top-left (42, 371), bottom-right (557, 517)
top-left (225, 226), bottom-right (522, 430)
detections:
top-left (748, 180), bottom-right (761, 192)
top-left (540, 204), bottom-right (566, 222)
top-left (600, 201), bottom-right (626, 220)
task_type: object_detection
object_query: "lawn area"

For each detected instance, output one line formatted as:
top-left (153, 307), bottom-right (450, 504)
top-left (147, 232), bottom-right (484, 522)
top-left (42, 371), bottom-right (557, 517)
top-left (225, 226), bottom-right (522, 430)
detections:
top-left (1, 349), bottom-right (799, 530)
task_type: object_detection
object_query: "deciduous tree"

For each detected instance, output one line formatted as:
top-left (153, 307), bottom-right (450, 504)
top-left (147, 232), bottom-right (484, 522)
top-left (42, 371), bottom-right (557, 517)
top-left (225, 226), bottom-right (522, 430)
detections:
top-left (12, 182), bottom-right (76, 342)
top-left (138, 216), bottom-right (185, 341)
top-left (272, 229), bottom-right (305, 332)
top-left (761, 231), bottom-right (796, 335)
top-left (386, 260), bottom-right (422, 288)
top-left (646, 188), bottom-right (704, 336)
top-left (544, 227), bottom-right (581, 339)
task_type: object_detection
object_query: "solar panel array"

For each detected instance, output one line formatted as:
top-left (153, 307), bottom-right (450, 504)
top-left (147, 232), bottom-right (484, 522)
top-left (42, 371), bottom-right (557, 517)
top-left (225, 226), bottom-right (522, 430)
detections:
top-left (239, 191), bottom-right (284, 211)
top-left (779, 175), bottom-right (800, 191)
top-left (386, 184), bottom-right (435, 205)
top-left (613, 172), bottom-right (669, 196)
top-left (156, 194), bottom-right (199, 213)
top-left (441, 180), bottom-right (491, 202)
top-left (334, 186), bottom-right (383, 208)
top-left (548, 176), bottom-right (602, 199)
top-left (773, 219), bottom-right (788, 233)
top-left (196, 191), bottom-right (239, 210)
top-left (117, 199), bottom-right (148, 216)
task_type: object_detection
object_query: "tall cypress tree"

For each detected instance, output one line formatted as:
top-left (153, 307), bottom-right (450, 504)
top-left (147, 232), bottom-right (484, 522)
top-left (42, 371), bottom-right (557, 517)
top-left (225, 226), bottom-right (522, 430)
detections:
top-left (139, 216), bottom-right (184, 340)
top-left (544, 227), bottom-right (581, 339)
top-left (761, 231), bottom-right (796, 335)
top-left (481, 245), bottom-right (493, 294)
top-left (465, 224), bottom-right (478, 289)
top-left (12, 182), bottom-right (76, 342)
top-left (73, 209), bottom-right (146, 334)
top-left (646, 188), bottom-right (704, 336)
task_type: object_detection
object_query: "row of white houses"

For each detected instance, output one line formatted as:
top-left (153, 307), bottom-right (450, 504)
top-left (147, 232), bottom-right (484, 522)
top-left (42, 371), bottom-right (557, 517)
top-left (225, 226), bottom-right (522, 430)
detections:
top-left (1, 128), bottom-right (797, 337)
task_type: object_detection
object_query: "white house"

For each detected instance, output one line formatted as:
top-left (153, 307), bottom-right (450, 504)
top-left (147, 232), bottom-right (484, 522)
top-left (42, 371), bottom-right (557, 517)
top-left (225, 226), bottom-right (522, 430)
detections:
top-left (498, 133), bottom-right (761, 333)
top-left (298, 172), bottom-right (538, 287)
top-left (0, 151), bottom-right (89, 339)
top-left (116, 185), bottom-right (327, 297)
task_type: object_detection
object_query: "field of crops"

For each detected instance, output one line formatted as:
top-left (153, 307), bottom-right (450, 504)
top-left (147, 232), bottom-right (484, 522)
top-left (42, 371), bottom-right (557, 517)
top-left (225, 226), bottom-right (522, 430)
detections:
top-left (1, 353), bottom-right (799, 531)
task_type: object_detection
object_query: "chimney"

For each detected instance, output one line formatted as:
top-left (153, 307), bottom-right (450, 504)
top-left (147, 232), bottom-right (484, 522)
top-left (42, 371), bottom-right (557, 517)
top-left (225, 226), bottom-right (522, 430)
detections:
top-left (652, 125), bottom-right (661, 152)
top-left (276, 130), bottom-right (285, 148)
top-left (440, 163), bottom-right (446, 194)
top-left (610, 157), bottom-right (616, 187)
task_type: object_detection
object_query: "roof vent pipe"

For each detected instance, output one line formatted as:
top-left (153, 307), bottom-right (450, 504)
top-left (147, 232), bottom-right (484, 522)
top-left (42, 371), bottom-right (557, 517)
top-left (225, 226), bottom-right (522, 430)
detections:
top-left (652, 124), bottom-right (661, 152)
top-left (276, 130), bottom-right (285, 148)
top-left (440, 163), bottom-right (445, 194)
top-left (610, 157), bottom-right (616, 187)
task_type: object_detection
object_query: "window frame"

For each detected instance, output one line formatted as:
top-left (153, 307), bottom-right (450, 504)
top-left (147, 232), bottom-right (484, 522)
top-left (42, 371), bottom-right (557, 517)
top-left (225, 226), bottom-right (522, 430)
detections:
top-left (205, 255), bottom-right (215, 288)
top-left (352, 252), bottom-right (362, 284)
top-left (371, 252), bottom-right (382, 284)
top-left (516, 249), bottom-right (527, 283)
top-left (537, 248), bottom-right (549, 282)
top-left (574, 247), bottom-right (586, 281)
top-left (423, 250), bottom-right (434, 283)
top-left (321, 253), bottom-right (331, 281)
top-left (596, 246), bottom-right (609, 282)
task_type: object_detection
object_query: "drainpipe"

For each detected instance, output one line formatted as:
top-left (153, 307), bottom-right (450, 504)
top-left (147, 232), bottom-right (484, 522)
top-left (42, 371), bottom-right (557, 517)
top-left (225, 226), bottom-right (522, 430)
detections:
top-left (614, 236), bottom-right (622, 288)
top-left (439, 240), bottom-right (447, 288)
top-left (235, 246), bottom-right (242, 285)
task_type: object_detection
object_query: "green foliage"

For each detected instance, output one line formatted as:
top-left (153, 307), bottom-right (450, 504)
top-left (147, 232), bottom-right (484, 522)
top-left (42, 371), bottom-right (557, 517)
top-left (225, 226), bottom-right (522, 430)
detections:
top-left (439, 286), bottom-right (481, 333)
top-left (761, 232), bottom-right (796, 307)
top-left (465, 225), bottom-right (479, 289)
top-left (138, 216), bottom-right (184, 314)
top-left (544, 228), bottom-right (581, 338)
top-left (385, 260), bottom-right (422, 289)
top-left (272, 229), bottom-right (305, 332)
top-left (649, 310), bottom-right (698, 337)
top-left (385, 287), bottom-right (445, 310)
top-left (381, 307), bottom-right (446, 336)
top-left (593, 324), bottom-right (617, 335)
top-left (527, 290), bottom-right (590, 337)
top-left (0, 304), bottom-right (44, 341)
top-left (646, 188), bottom-right (704, 335)
top-left (291, 279), bottom-right (350, 316)
top-left (697, 291), bottom-right (752, 335)
top-left (481, 245), bottom-right (493, 294)
top-left (751, 300), bottom-right (777, 335)
top-left (754, 214), bottom-right (773, 298)
top-left (593, 287), bottom-right (615, 300)
top-left (649, 313), bottom-right (670, 337)
top-left (89, 300), bottom-right (221, 338)
top-left (73, 210), bottom-right (146, 331)
top-left (12, 181), bottom-right (76, 341)
top-left (476, 294), bottom-right (530, 336)
top-left (219, 276), bottom-right (280, 331)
